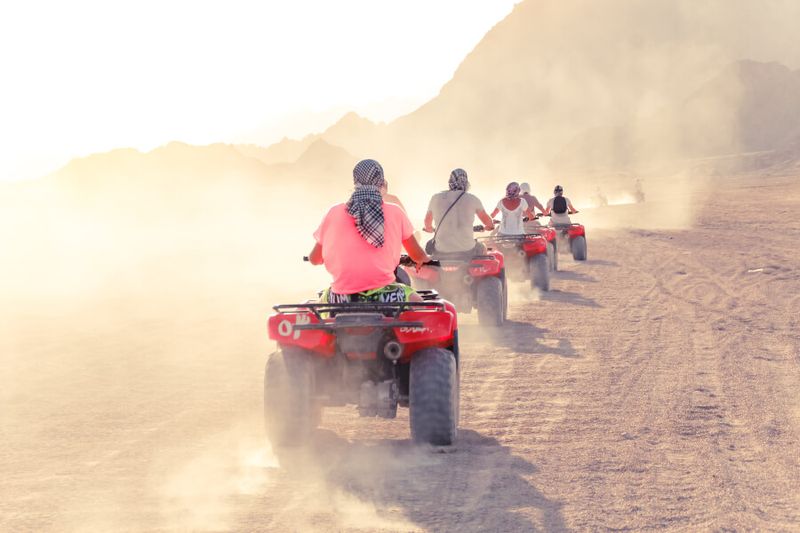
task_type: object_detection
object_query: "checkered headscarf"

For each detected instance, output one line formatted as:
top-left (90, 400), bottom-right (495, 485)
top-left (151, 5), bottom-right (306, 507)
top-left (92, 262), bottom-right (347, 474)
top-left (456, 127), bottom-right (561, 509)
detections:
top-left (506, 181), bottom-right (521, 199)
top-left (346, 159), bottom-right (385, 248)
top-left (448, 168), bottom-right (469, 191)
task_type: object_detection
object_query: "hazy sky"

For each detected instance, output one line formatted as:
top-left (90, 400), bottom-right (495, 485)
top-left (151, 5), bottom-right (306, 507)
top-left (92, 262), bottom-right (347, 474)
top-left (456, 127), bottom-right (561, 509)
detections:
top-left (0, 0), bottom-right (518, 181)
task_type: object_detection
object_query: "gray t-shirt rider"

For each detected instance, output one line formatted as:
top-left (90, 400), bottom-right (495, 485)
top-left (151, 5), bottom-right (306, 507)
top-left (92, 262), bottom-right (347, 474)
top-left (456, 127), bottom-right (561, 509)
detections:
top-left (427, 191), bottom-right (485, 253)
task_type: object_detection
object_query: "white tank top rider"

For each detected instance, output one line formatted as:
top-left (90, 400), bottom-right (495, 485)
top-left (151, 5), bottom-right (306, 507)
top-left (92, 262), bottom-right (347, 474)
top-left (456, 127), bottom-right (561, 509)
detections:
top-left (491, 181), bottom-right (535, 235)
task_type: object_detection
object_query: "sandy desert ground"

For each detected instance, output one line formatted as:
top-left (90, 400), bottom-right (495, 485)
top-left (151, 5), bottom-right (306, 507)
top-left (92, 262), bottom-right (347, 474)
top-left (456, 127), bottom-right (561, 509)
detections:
top-left (2, 170), bottom-right (799, 532)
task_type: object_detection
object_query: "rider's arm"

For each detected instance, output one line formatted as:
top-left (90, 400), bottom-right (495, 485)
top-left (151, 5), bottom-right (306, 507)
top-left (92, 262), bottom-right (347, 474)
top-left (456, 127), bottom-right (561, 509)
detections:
top-left (532, 196), bottom-right (546, 213)
top-left (477, 209), bottom-right (494, 230)
top-left (521, 198), bottom-right (534, 220)
top-left (308, 243), bottom-right (323, 265)
top-left (567, 199), bottom-right (578, 214)
top-left (403, 235), bottom-right (432, 265)
top-left (423, 210), bottom-right (434, 233)
top-left (490, 206), bottom-right (500, 218)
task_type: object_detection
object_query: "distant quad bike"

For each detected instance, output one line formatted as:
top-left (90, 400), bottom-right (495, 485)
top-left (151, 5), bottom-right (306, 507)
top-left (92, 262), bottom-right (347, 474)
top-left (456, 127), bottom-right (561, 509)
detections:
top-left (265, 286), bottom-right (459, 447)
top-left (401, 249), bottom-right (507, 326)
top-left (477, 230), bottom-right (551, 291)
top-left (552, 222), bottom-right (588, 261)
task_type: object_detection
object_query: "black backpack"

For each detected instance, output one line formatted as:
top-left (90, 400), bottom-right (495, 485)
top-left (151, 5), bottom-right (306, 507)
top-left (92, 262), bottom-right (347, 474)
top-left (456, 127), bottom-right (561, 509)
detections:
top-left (553, 196), bottom-right (567, 214)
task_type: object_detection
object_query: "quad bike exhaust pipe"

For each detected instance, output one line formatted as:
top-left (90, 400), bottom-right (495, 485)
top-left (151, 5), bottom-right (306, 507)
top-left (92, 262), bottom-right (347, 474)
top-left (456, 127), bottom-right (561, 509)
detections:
top-left (383, 340), bottom-right (403, 361)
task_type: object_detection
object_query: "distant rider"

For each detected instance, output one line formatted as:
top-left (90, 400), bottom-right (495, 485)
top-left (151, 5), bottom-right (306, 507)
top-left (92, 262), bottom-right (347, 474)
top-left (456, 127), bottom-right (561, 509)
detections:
top-left (308, 159), bottom-right (430, 303)
top-left (520, 182), bottom-right (546, 231)
top-left (543, 185), bottom-right (578, 225)
top-left (423, 168), bottom-right (495, 256)
top-left (490, 181), bottom-right (535, 235)
top-left (520, 182), bottom-right (546, 215)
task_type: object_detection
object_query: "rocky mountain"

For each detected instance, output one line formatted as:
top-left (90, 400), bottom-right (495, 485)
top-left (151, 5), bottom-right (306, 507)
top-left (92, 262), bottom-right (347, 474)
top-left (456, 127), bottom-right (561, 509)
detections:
top-left (235, 137), bottom-right (315, 167)
top-left (235, 112), bottom-right (377, 167)
top-left (307, 0), bottom-right (800, 178)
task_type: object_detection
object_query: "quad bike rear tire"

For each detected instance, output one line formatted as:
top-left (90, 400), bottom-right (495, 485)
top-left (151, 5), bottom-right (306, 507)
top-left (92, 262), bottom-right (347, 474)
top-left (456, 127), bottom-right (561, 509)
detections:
top-left (571, 236), bottom-right (587, 261)
top-left (530, 253), bottom-right (550, 291)
top-left (263, 348), bottom-right (318, 447)
top-left (476, 277), bottom-right (504, 326)
top-left (409, 348), bottom-right (459, 446)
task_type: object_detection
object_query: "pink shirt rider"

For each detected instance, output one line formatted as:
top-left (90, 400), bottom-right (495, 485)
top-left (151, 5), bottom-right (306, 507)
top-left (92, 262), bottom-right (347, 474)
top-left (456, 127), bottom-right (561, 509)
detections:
top-left (313, 202), bottom-right (414, 294)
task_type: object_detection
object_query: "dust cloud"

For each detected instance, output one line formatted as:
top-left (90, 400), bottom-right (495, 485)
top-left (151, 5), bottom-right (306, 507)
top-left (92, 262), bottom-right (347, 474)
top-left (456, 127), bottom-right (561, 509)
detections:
top-left (0, 167), bottom-right (438, 531)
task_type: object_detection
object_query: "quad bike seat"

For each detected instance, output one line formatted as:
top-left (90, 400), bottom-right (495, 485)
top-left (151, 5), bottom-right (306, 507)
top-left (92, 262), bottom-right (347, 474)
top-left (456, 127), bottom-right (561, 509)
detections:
top-left (431, 241), bottom-right (488, 261)
top-left (432, 250), bottom-right (476, 261)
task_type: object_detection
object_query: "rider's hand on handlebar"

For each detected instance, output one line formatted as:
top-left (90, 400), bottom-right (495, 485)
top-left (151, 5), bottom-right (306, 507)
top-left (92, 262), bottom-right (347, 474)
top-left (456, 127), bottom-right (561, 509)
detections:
top-left (415, 254), bottom-right (433, 271)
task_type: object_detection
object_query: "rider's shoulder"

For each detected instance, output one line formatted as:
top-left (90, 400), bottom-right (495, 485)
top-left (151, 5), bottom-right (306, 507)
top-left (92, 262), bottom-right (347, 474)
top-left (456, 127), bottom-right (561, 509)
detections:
top-left (459, 191), bottom-right (481, 204)
top-left (431, 190), bottom-right (456, 203)
top-left (383, 202), bottom-right (405, 216)
top-left (324, 203), bottom-right (348, 217)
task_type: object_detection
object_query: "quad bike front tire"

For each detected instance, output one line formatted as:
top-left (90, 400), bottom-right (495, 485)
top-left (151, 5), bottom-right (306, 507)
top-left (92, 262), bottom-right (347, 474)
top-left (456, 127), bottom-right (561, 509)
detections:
top-left (530, 253), bottom-right (550, 291)
top-left (263, 348), bottom-right (318, 447)
top-left (571, 236), bottom-right (587, 261)
top-left (409, 348), bottom-right (459, 446)
top-left (476, 276), bottom-right (504, 326)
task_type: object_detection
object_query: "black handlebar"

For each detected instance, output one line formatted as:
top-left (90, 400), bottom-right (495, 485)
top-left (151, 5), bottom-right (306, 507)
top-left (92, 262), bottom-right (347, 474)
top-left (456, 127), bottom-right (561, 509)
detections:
top-left (399, 255), bottom-right (441, 267)
top-left (307, 254), bottom-right (441, 267)
top-left (537, 211), bottom-right (579, 217)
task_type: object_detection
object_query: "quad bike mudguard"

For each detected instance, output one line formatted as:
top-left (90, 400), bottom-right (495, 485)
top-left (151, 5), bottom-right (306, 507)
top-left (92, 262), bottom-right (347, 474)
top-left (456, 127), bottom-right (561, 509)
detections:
top-left (268, 300), bottom-right (458, 364)
top-left (553, 223), bottom-right (585, 238)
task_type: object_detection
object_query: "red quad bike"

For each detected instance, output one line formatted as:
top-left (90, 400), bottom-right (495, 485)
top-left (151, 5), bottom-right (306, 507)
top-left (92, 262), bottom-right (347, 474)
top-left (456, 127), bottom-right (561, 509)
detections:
top-left (550, 218), bottom-right (588, 261)
top-left (401, 248), bottom-right (508, 327)
top-left (265, 270), bottom-right (460, 447)
top-left (476, 224), bottom-right (551, 291)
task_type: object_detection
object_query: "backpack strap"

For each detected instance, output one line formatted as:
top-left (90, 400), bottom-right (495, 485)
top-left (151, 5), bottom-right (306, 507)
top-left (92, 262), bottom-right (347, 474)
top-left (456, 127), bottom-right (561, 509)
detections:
top-left (432, 191), bottom-right (466, 244)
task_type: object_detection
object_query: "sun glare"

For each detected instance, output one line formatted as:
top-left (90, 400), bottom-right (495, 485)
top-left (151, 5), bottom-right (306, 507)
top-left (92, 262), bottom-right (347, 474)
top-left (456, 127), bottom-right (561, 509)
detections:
top-left (0, 0), bottom-right (518, 181)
